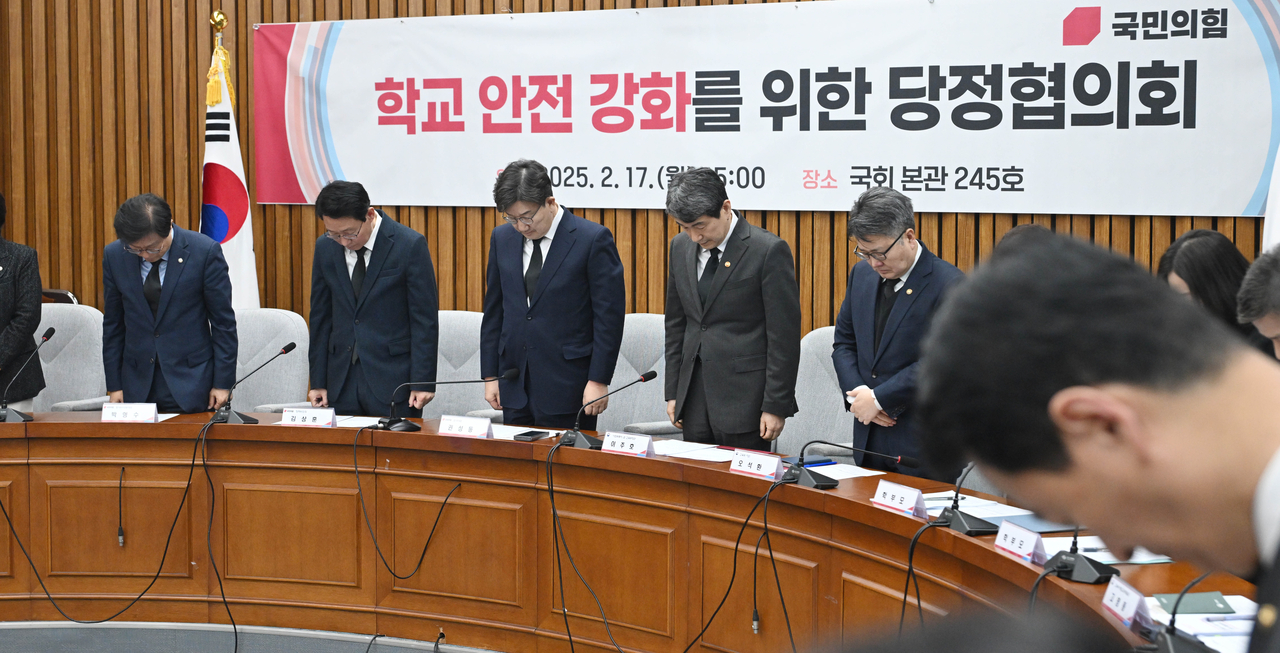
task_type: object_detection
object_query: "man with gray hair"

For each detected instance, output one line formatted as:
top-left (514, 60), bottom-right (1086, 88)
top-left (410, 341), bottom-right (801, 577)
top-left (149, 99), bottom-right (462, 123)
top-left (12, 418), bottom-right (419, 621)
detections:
top-left (1239, 244), bottom-right (1280, 358)
top-left (831, 186), bottom-right (963, 479)
top-left (663, 168), bottom-right (801, 450)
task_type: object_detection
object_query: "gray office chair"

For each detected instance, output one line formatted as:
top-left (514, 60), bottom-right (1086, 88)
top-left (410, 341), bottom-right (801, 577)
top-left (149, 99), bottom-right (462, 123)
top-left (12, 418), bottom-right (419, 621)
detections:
top-left (601, 313), bottom-right (680, 436)
top-left (424, 310), bottom-right (492, 420)
top-left (774, 326), bottom-right (858, 461)
top-left (230, 308), bottom-right (309, 412)
top-left (34, 304), bottom-right (107, 412)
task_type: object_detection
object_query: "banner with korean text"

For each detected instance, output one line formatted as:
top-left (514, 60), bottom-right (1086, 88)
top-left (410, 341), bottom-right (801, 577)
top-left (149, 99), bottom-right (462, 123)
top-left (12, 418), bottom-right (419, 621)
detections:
top-left (253, 0), bottom-right (1280, 216)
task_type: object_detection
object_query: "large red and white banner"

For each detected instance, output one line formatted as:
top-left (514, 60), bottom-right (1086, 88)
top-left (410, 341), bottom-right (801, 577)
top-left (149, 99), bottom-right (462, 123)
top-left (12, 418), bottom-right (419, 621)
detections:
top-left (253, 0), bottom-right (1280, 216)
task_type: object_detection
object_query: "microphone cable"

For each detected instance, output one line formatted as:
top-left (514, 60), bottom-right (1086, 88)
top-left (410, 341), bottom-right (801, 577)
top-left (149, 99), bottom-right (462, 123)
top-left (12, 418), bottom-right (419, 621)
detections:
top-left (680, 478), bottom-right (784, 653)
top-left (897, 519), bottom-right (943, 636)
top-left (0, 416), bottom-right (215, 626)
top-left (545, 439), bottom-right (625, 653)
top-left (199, 419), bottom-right (239, 652)
top-left (351, 427), bottom-right (461, 579)
top-left (758, 474), bottom-right (798, 653)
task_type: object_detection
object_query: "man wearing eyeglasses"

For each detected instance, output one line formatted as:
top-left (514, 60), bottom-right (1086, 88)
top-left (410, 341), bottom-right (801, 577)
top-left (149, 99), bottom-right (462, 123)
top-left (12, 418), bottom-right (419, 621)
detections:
top-left (308, 180), bottom-right (439, 417)
top-left (832, 186), bottom-right (963, 480)
top-left (480, 160), bottom-right (625, 429)
top-left (102, 193), bottom-right (238, 413)
top-left (663, 168), bottom-right (801, 450)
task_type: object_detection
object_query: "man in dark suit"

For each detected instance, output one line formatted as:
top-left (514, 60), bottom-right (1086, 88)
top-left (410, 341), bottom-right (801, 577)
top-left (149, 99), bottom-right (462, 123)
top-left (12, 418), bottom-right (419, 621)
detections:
top-left (0, 190), bottom-right (46, 413)
top-left (481, 160), bottom-right (626, 430)
top-left (308, 180), bottom-right (439, 417)
top-left (663, 168), bottom-right (801, 451)
top-left (916, 234), bottom-right (1280, 653)
top-left (102, 194), bottom-right (238, 413)
top-left (1238, 244), bottom-right (1280, 359)
top-left (832, 187), bottom-right (963, 480)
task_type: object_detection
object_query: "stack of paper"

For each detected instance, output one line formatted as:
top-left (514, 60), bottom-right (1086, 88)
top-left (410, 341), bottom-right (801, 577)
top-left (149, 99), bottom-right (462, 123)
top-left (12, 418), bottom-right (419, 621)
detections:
top-left (1042, 535), bottom-right (1173, 565)
top-left (1146, 594), bottom-right (1256, 653)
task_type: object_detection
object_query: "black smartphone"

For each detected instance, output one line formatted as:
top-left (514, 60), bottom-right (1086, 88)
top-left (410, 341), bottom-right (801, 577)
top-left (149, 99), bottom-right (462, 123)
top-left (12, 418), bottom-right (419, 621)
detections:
top-left (513, 430), bottom-right (550, 442)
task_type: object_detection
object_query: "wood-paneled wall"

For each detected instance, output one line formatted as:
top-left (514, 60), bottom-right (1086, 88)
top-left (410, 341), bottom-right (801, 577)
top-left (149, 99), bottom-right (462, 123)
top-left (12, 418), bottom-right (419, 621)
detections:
top-left (0, 1), bottom-right (1266, 334)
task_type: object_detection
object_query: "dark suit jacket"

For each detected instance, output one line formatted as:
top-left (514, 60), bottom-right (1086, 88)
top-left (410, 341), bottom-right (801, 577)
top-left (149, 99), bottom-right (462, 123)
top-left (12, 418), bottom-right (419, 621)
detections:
top-left (665, 214), bottom-right (801, 433)
top-left (832, 244), bottom-right (962, 479)
top-left (480, 210), bottom-right (626, 415)
top-left (309, 211), bottom-right (439, 406)
top-left (102, 226), bottom-right (238, 412)
top-left (0, 239), bottom-right (45, 402)
top-left (1251, 561), bottom-right (1279, 653)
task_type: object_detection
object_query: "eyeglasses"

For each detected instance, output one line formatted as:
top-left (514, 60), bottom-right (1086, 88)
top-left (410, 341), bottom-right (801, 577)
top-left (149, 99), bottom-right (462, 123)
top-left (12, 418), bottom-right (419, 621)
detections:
top-left (854, 229), bottom-right (908, 262)
top-left (503, 206), bottom-right (542, 226)
top-left (324, 228), bottom-right (362, 242)
top-left (123, 244), bottom-right (165, 255)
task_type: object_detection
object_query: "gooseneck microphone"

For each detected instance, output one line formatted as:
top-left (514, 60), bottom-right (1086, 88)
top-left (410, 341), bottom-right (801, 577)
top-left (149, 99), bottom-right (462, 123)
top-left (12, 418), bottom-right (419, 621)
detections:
top-left (1157, 572), bottom-right (1216, 653)
top-left (376, 368), bottom-right (520, 432)
top-left (935, 462), bottom-right (1000, 536)
top-left (561, 370), bottom-right (657, 449)
top-left (212, 342), bottom-right (297, 425)
top-left (1, 327), bottom-right (55, 423)
top-left (780, 439), bottom-right (919, 489)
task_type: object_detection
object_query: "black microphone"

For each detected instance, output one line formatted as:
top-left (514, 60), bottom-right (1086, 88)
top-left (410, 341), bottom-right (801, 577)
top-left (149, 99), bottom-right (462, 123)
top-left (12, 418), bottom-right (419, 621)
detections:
top-left (935, 461), bottom-right (1000, 536)
top-left (1155, 572), bottom-right (1216, 653)
top-left (377, 368), bottom-right (520, 432)
top-left (212, 341), bottom-right (297, 425)
top-left (781, 439), bottom-right (920, 489)
top-left (1, 327), bottom-right (55, 423)
top-left (562, 370), bottom-right (658, 449)
top-left (1038, 523), bottom-right (1119, 584)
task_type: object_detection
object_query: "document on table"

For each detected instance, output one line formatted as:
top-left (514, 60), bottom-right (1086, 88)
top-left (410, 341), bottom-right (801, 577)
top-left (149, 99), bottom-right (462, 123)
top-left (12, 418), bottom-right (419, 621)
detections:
top-left (665, 446), bottom-right (735, 463)
top-left (157, 414), bottom-right (178, 422)
top-left (818, 463), bottom-right (885, 480)
top-left (1043, 535), bottom-right (1173, 565)
top-left (652, 440), bottom-right (715, 457)
top-left (953, 503), bottom-right (1034, 523)
top-left (337, 416), bottom-right (384, 428)
top-left (490, 424), bottom-right (563, 440)
top-left (1146, 594), bottom-right (1257, 644)
top-left (923, 491), bottom-right (998, 516)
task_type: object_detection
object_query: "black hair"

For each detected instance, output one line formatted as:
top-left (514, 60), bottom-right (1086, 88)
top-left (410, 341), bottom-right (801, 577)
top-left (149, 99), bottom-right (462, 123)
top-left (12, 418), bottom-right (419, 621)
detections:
top-left (315, 180), bottom-right (372, 221)
top-left (918, 234), bottom-right (1242, 474)
top-left (848, 186), bottom-right (914, 240)
top-left (993, 223), bottom-right (1053, 257)
top-left (1156, 229), bottom-right (1254, 336)
top-left (665, 167), bottom-right (729, 224)
top-left (493, 160), bottom-right (554, 214)
top-left (1238, 244), bottom-right (1280, 324)
top-left (113, 193), bottom-right (173, 243)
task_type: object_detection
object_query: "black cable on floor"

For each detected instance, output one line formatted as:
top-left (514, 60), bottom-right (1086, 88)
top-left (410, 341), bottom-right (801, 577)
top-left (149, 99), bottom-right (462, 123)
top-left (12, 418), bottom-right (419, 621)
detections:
top-left (897, 520), bottom-right (940, 636)
top-left (200, 423), bottom-right (238, 652)
top-left (363, 632), bottom-right (384, 653)
top-left (681, 479), bottom-right (783, 653)
top-left (545, 441), bottom-right (625, 653)
top-left (352, 426), bottom-right (461, 580)
top-left (117, 466), bottom-right (125, 547)
top-left (0, 417), bottom-right (211, 624)
top-left (760, 478), bottom-right (797, 653)
top-left (751, 530), bottom-right (766, 634)
top-left (1027, 565), bottom-right (1060, 613)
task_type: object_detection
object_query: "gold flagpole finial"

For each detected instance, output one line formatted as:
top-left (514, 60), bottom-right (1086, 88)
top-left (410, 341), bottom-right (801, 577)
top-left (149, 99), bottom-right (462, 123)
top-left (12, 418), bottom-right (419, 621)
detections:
top-left (206, 10), bottom-right (235, 107)
top-left (211, 10), bottom-right (229, 32)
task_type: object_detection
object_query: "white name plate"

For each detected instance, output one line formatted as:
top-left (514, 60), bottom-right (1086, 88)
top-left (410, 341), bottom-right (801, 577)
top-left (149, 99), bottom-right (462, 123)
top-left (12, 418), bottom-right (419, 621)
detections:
top-left (102, 403), bottom-right (158, 423)
top-left (730, 449), bottom-right (786, 481)
top-left (871, 480), bottom-right (927, 518)
top-left (279, 407), bottom-right (337, 427)
top-left (994, 520), bottom-right (1047, 566)
top-left (602, 432), bottom-right (654, 457)
top-left (438, 415), bottom-right (493, 438)
top-left (1102, 575), bottom-right (1153, 632)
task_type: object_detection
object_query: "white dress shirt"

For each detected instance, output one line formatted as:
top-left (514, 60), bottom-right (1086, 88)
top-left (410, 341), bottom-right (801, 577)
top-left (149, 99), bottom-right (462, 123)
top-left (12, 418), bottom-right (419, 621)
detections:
top-left (1254, 445), bottom-right (1280, 569)
top-left (344, 211), bottom-right (381, 278)
top-left (852, 240), bottom-right (924, 411)
top-left (696, 212), bottom-right (739, 279)
top-left (523, 205), bottom-right (564, 275)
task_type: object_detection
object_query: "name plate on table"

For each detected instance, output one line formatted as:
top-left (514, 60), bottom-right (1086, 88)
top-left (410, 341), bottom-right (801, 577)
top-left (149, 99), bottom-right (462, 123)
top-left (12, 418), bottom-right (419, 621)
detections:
top-left (279, 407), bottom-right (337, 427)
top-left (1103, 575), bottom-right (1154, 631)
top-left (730, 449), bottom-right (786, 481)
top-left (101, 403), bottom-right (158, 423)
top-left (602, 432), bottom-right (654, 457)
top-left (438, 415), bottom-right (493, 438)
top-left (871, 480), bottom-right (927, 518)
top-left (994, 520), bottom-right (1047, 565)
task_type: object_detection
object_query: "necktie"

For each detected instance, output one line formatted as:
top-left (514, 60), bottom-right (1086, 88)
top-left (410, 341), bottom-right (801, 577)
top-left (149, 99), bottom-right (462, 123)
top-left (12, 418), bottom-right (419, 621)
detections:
top-left (698, 248), bottom-right (720, 306)
top-left (143, 261), bottom-right (162, 316)
top-left (525, 238), bottom-right (545, 300)
top-left (352, 247), bottom-right (368, 301)
top-left (873, 277), bottom-right (899, 352)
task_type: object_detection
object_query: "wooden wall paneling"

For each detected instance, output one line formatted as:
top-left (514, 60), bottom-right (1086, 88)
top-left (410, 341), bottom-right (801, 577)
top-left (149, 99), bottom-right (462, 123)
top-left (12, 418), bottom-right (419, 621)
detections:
top-left (1111, 216), bottom-right (1131, 258)
top-left (916, 212), bottom-right (937, 254)
top-left (1134, 216), bottom-right (1152, 270)
top-left (955, 213), bottom-right (974, 272)
top-left (1151, 216), bottom-right (1173, 271)
top-left (832, 210), bottom-right (848, 312)
top-left (939, 213), bottom-right (956, 265)
top-left (1174, 216), bottom-right (1192, 239)
top-left (1194, 216), bottom-right (1213, 231)
top-left (812, 210), bottom-right (832, 329)
top-left (798, 211), bottom-right (813, 333)
top-left (647, 209), bottom-right (666, 314)
top-left (1093, 215), bottom-right (1111, 250)
top-left (1238, 218), bottom-right (1259, 261)
top-left (466, 206), bottom-right (484, 311)
top-left (1215, 216), bottom-right (1234, 241)
top-left (0, 441), bottom-right (32, 621)
top-left (976, 213), bottom-right (994, 262)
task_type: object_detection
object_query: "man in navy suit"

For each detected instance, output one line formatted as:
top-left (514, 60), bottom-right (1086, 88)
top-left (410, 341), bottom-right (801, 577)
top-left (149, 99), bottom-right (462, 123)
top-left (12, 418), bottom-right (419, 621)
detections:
top-left (832, 187), bottom-right (963, 480)
top-left (102, 193), bottom-right (238, 413)
top-left (481, 159), bottom-right (626, 430)
top-left (308, 181), bottom-right (439, 418)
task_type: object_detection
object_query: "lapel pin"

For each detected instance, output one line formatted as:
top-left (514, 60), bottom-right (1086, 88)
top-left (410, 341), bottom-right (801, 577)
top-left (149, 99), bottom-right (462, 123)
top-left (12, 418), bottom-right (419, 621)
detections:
top-left (906, 288), bottom-right (913, 295)
top-left (178, 258), bottom-right (183, 264)
top-left (724, 261), bottom-right (731, 267)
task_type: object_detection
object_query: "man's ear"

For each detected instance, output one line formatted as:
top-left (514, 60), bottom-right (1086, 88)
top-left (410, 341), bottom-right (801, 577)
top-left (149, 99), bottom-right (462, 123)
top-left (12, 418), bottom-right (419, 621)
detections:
top-left (1047, 386), bottom-right (1152, 462)
top-left (366, 207), bottom-right (378, 221)
top-left (720, 199), bottom-right (733, 220)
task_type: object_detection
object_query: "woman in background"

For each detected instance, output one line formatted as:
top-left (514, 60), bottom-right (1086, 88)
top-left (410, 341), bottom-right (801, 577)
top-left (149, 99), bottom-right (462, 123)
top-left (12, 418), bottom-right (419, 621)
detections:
top-left (0, 190), bottom-right (46, 414)
top-left (1157, 228), bottom-right (1274, 356)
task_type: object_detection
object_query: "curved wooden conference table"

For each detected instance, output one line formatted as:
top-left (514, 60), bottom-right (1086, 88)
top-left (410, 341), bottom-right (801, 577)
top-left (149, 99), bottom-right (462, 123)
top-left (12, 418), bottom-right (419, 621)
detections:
top-left (0, 413), bottom-right (1253, 652)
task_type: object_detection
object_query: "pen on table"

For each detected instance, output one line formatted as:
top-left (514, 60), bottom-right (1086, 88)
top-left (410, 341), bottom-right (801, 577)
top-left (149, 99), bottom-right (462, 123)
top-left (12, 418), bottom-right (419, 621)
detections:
top-left (1081, 547), bottom-right (1108, 552)
top-left (1204, 615), bottom-right (1254, 622)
